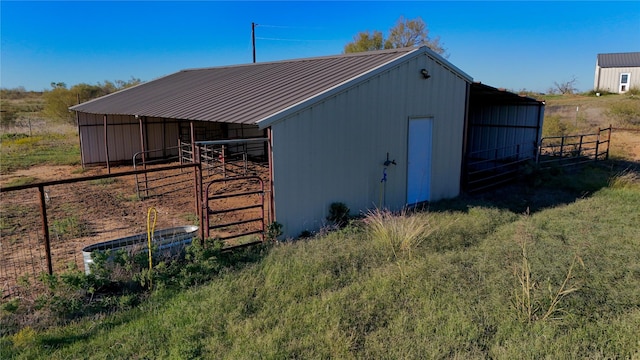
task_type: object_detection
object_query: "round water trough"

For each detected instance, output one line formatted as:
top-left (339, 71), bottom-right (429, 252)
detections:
top-left (82, 225), bottom-right (199, 274)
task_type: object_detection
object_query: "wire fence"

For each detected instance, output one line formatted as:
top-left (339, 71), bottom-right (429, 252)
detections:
top-left (1, 157), bottom-right (272, 300)
top-left (1, 164), bottom-right (201, 299)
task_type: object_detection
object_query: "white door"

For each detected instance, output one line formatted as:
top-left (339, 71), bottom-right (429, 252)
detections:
top-left (407, 117), bottom-right (433, 204)
top-left (619, 73), bottom-right (630, 93)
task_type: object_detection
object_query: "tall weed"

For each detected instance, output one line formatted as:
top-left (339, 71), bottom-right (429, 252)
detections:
top-left (512, 212), bottom-right (584, 323)
top-left (608, 169), bottom-right (640, 190)
top-left (363, 208), bottom-right (434, 261)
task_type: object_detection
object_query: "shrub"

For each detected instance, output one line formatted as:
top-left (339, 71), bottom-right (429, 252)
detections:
top-left (327, 202), bottom-right (350, 228)
top-left (605, 99), bottom-right (640, 126)
top-left (542, 114), bottom-right (576, 137)
top-left (627, 87), bottom-right (640, 96)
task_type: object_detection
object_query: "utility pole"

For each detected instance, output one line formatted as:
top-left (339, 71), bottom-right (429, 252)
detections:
top-left (252, 22), bottom-right (257, 63)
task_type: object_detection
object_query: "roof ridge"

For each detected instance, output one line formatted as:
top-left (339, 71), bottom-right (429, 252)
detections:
top-left (180, 47), bottom-right (419, 72)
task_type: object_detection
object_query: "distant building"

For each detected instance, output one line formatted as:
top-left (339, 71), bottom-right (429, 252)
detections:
top-left (594, 52), bottom-right (640, 93)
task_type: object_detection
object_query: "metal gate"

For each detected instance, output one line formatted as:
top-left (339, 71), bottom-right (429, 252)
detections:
top-left (203, 176), bottom-right (265, 247)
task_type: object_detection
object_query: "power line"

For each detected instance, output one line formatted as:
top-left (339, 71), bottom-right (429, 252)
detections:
top-left (257, 24), bottom-right (324, 30)
top-left (255, 37), bottom-right (332, 42)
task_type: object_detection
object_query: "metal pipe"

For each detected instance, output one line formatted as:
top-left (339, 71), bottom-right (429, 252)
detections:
top-left (138, 116), bottom-right (149, 197)
top-left (195, 137), bottom-right (269, 146)
top-left (267, 128), bottom-right (275, 224)
top-left (38, 185), bottom-right (53, 275)
top-left (103, 114), bottom-right (110, 173)
top-left (605, 126), bottom-right (612, 160)
top-left (1, 162), bottom-right (200, 192)
top-left (252, 22), bottom-right (257, 63)
top-left (76, 111), bottom-right (85, 169)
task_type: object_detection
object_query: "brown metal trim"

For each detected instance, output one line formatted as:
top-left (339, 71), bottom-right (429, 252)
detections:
top-left (103, 114), bottom-right (110, 173)
top-left (1, 163), bottom-right (200, 193)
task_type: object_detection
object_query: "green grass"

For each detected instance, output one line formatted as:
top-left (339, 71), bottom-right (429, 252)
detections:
top-left (0, 133), bottom-right (80, 174)
top-left (2, 176), bottom-right (38, 187)
top-left (2, 167), bottom-right (639, 358)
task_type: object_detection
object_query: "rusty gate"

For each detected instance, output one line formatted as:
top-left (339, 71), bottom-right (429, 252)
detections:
top-left (203, 176), bottom-right (265, 248)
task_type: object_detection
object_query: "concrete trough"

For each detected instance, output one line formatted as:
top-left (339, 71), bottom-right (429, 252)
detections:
top-left (82, 225), bottom-right (199, 274)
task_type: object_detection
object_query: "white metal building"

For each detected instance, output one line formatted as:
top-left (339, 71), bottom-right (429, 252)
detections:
top-left (594, 52), bottom-right (640, 93)
top-left (71, 46), bottom-right (543, 238)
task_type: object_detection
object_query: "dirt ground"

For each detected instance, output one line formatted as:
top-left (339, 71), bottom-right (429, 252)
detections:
top-left (1, 161), bottom-right (270, 296)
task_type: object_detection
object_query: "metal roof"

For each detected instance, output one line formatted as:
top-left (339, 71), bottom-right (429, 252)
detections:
top-left (470, 82), bottom-right (544, 105)
top-left (597, 52), bottom-right (640, 68)
top-left (72, 47), bottom-right (468, 125)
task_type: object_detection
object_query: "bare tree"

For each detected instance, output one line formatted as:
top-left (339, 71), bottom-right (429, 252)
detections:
top-left (553, 76), bottom-right (578, 95)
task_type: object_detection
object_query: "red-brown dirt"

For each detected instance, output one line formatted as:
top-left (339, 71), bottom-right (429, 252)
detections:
top-left (1, 162), bottom-right (270, 297)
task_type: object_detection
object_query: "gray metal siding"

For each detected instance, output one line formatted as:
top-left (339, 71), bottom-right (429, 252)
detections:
top-left (271, 54), bottom-right (468, 237)
top-left (145, 117), bottom-right (180, 159)
top-left (467, 104), bottom-right (542, 159)
top-left (78, 113), bottom-right (181, 165)
top-left (594, 66), bottom-right (640, 93)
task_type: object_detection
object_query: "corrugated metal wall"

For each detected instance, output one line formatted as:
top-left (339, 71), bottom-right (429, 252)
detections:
top-left (467, 103), bottom-right (543, 160)
top-left (594, 66), bottom-right (640, 93)
top-left (270, 54), bottom-right (468, 237)
top-left (78, 113), bottom-right (180, 165)
top-left (78, 113), bottom-right (267, 166)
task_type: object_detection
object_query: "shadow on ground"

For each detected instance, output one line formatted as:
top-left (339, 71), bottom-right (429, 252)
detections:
top-left (429, 159), bottom-right (640, 215)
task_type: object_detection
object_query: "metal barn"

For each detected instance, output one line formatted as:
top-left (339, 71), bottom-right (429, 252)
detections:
top-left (71, 46), bottom-right (543, 238)
top-left (593, 52), bottom-right (640, 93)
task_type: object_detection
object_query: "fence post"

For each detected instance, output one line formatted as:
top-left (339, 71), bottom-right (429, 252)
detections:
top-left (606, 126), bottom-right (612, 160)
top-left (594, 127), bottom-right (600, 162)
top-left (578, 135), bottom-right (583, 157)
top-left (222, 145), bottom-right (227, 179)
top-left (38, 185), bottom-right (53, 275)
top-left (560, 136), bottom-right (565, 158)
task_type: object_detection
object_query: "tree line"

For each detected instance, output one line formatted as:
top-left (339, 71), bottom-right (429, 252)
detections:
top-left (344, 16), bottom-right (445, 55)
top-left (1, 78), bottom-right (141, 126)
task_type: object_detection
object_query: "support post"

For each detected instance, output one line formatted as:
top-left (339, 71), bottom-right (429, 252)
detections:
top-left (38, 185), bottom-right (53, 275)
top-left (594, 127), bottom-right (600, 161)
top-left (103, 114), bottom-right (111, 173)
top-left (190, 121), bottom-right (196, 163)
top-left (138, 116), bottom-right (149, 197)
top-left (578, 135), bottom-right (583, 157)
top-left (605, 125), bottom-right (612, 160)
top-left (267, 127), bottom-right (275, 224)
top-left (76, 111), bottom-right (85, 169)
top-left (252, 22), bottom-right (257, 63)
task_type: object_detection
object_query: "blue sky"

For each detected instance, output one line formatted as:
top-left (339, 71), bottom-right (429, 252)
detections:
top-left (1, 1), bottom-right (639, 93)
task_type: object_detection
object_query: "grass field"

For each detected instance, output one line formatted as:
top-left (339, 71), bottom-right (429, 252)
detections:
top-left (1, 164), bottom-right (639, 359)
top-left (1, 92), bottom-right (639, 358)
